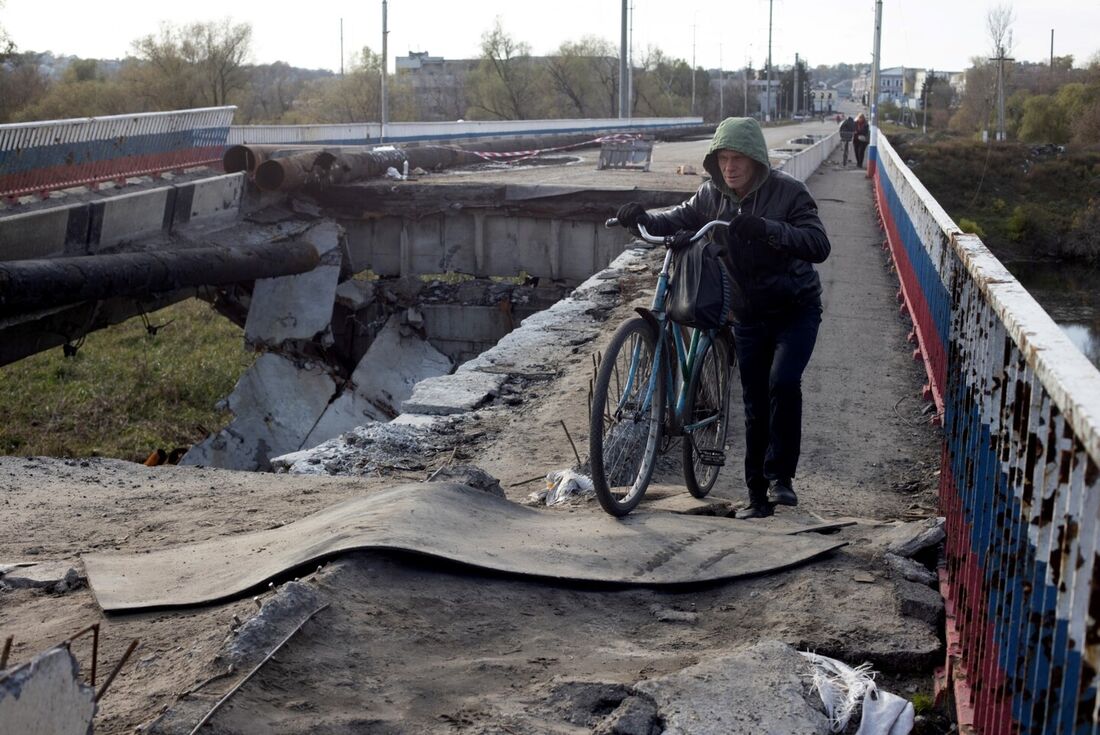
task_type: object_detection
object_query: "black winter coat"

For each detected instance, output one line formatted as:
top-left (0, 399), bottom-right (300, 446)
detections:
top-left (644, 170), bottom-right (830, 321)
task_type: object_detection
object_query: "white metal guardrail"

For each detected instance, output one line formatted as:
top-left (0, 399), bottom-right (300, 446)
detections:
top-left (227, 117), bottom-right (703, 146)
top-left (872, 132), bottom-right (1100, 734)
top-left (0, 107), bottom-right (236, 199)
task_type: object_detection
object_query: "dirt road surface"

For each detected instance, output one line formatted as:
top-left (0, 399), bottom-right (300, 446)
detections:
top-left (0, 141), bottom-right (946, 734)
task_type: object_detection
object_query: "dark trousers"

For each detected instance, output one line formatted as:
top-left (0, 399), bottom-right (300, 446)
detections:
top-left (853, 140), bottom-right (868, 167)
top-left (732, 304), bottom-right (822, 494)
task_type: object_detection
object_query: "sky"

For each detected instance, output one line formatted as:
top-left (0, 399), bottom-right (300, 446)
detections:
top-left (3, 0), bottom-right (1098, 75)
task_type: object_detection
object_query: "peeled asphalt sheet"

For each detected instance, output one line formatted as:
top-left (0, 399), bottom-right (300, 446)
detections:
top-left (83, 482), bottom-right (844, 612)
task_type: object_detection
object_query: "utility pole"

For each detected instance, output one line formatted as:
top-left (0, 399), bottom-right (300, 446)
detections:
top-left (991, 50), bottom-right (1014, 141)
top-left (794, 52), bottom-right (800, 117)
top-left (691, 17), bottom-right (697, 116)
top-left (628, 1), bottom-right (634, 118)
top-left (719, 43), bottom-right (724, 121)
top-left (922, 72), bottom-right (929, 134)
top-left (619, 0), bottom-right (628, 118)
top-left (743, 64), bottom-right (748, 116)
top-left (868, 0), bottom-right (882, 176)
top-left (340, 18), bottom-right (344, 77)
top-left (766, 0), bottom-right (773, 122)
top-left (380, 0), bottom-right (388, 142)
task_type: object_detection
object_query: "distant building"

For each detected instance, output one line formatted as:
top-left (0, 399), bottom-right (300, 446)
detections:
top-left (810, 84), bottom-right (836, 113)
top-left (394, 51), bottom-right (479, 121)
top-left (748, 79), bottom-right (781, 119)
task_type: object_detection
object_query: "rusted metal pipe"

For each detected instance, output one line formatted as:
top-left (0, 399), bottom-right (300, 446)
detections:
top-left (254, 145), bottom-right (489, 192)
top-left (222, 144), bottom-right (381, 174)
top-left (0, 242), bottom-right (320, 313)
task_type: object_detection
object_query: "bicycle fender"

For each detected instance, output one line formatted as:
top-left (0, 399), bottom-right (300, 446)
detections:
top-left (633, 307), bottom-right (660, 335)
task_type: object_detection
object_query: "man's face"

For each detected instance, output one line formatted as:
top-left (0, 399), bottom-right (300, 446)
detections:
top-left (716, 149), bottom-right (756, 196)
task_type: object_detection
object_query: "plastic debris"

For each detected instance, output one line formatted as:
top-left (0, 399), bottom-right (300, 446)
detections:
top-left (528, 469), bottom-right (595, 506)
top-left (800, 651), bottom-right (913, 735)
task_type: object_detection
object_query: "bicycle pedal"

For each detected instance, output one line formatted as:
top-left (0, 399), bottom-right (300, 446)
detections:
top-left (697, 449), bottom-right (725, 467)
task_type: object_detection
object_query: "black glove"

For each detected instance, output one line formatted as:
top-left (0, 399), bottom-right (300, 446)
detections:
top-left (615, 202), bottom-right (650, 231)
top-left (730, 214), bottom-right (768, 245)
top-left (666, 229), bottom-right (694, 251)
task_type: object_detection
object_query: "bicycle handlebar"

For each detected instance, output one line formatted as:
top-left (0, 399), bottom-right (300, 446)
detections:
top-left (604, 218), bottom-right (732, 247)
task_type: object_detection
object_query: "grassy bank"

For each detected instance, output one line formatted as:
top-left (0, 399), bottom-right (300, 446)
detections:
top-left (889, 133), bottom-right (1100, 263)
top-left (0, 299), bottom-right (254, 462)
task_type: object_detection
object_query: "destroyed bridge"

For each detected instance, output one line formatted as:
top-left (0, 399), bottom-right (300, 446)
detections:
top-left (0, 106), bottom-right (1098, 734)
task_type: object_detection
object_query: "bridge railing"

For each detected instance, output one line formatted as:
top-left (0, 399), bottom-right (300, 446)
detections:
top-left (871, 134), bottom-right (1100, 733)
top-left (227, 117), bottom-right (702, 146)
top-left (0, 107), bottom-right (236, 199)
top-left (776, 131), bottom-right (840, 182)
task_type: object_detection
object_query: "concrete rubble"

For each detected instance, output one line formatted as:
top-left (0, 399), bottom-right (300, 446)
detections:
top-left (877, 517), bottom-right (946, 558)
top-left (0, 561), bottom-right (85, 593)
top-left (0, 647), bottom-right (96, 735)
top-left (883, 552), bottom-right (938, 586)
top-left (635, 640), bottom-right (832, 734)
top-left (271, 245), bottom-right (650, 473)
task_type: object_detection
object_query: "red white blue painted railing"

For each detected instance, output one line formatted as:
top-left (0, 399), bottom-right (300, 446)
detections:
top-left (0, 107), bottom-right (236, 199)
top-left (871, 134), bottom-right (1100, 734)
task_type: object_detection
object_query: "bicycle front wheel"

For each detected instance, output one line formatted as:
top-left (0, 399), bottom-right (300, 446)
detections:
top-left (682, 334), bottom-right (732, 498)
top-left (589, 317), bottom-right (665, 516)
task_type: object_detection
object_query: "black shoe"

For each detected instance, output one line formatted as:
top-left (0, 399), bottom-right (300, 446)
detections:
top-left (735, 501), bottom-right (774, 519)
top-left (767, 479), bottom-right (798, 507)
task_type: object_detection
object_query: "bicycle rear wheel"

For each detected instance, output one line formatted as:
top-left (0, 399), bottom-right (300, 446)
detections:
top-left (681, 333), bottom-right (732, 498)
top-left (589, 317), bottom-right (665, 516)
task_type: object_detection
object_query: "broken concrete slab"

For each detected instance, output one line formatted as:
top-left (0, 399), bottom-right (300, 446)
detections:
top-left (334, 278), bottom-right (375, 310)
top-left (0, 647), bottom-right (96, 735)
top-left (880, 517), bottom-right (945, 558)
top-left (181, 353), bottom-right (337, 471)
top-left (896, 579), bottom-right (945, 625)
top-left (349, 316), bottom-right (452, 415)
top-left (401, 370), bottom-right (506, 415)
top-left (641, 491), bottom-right (734, 516)
top-left (593, 695), bottom-right (661, 735)
top-left (272, 417), bottom-right (466, 476)
top-left (883, 552), bottom-right (938, 586)
top-left (222, 581), bottom-right (325, 669)
top-left (635, 640), bottom-right (830, 734)
top-left (244, 220), bottom-right (344, 346)
top-left (1, 561), bottom-right (84, 592)
top-left (302, 316), bottom-right (454, 447)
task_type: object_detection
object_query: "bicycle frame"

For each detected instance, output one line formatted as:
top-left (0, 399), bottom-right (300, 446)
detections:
top-left (612, 220), bottom-right (730, 438)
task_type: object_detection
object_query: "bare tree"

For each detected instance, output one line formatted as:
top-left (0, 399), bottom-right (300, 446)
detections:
top-left (466, 19), bottom-right (544, 120)
top-left (0, 0), bottom-right (14, 61)
top-left (130, 19), bottom-right (252, 109)
top-left (987, 3), bottom-right (1015, 140)
top-left (987, 4), bottom-right (1015, 58)
top-left (545, 37), bottom-right (618, 117)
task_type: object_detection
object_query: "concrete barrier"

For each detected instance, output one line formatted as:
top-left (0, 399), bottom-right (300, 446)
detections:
top-left (0, 203), bottom-right (91, 260)
top-left (0, 172), bottom-right (246, 260)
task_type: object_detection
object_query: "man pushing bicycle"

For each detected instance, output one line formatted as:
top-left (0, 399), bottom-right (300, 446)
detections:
top-left (615, 117), bottom-right (831, 519)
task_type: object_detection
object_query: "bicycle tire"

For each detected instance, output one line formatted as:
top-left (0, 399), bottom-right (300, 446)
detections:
top-left (681, 333), bottom-right (732, 498)
top-left (589, 317), bottom-right (665, 516)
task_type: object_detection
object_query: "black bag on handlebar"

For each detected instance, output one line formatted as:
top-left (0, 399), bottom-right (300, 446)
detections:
top-left (667, 239), bottom-right (737, 330)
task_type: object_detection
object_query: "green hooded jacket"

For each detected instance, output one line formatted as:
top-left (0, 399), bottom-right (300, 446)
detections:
top-left (702, 117), bottom-right (771, 204)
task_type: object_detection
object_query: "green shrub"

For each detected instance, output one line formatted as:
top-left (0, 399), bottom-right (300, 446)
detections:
top-left (0, 299), bottom-right (252, 461)
top-left (1006, 206), bottom-right (1030, 242)
top-left (958, 217), bottom-right (987, 238)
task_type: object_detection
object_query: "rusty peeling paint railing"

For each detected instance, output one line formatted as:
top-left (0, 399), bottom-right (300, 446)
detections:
top-left (871, 134), bottom-right (1100, 733)
top-left (0, 107), bottom-right (236, 199)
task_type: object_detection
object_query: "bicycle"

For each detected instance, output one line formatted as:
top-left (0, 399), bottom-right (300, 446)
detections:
top-left (588, 219), bottom-right (736, 516)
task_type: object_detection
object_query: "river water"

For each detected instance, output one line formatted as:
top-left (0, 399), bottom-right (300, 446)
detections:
top-left (1006, 261), bottom-right (1100, 369)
